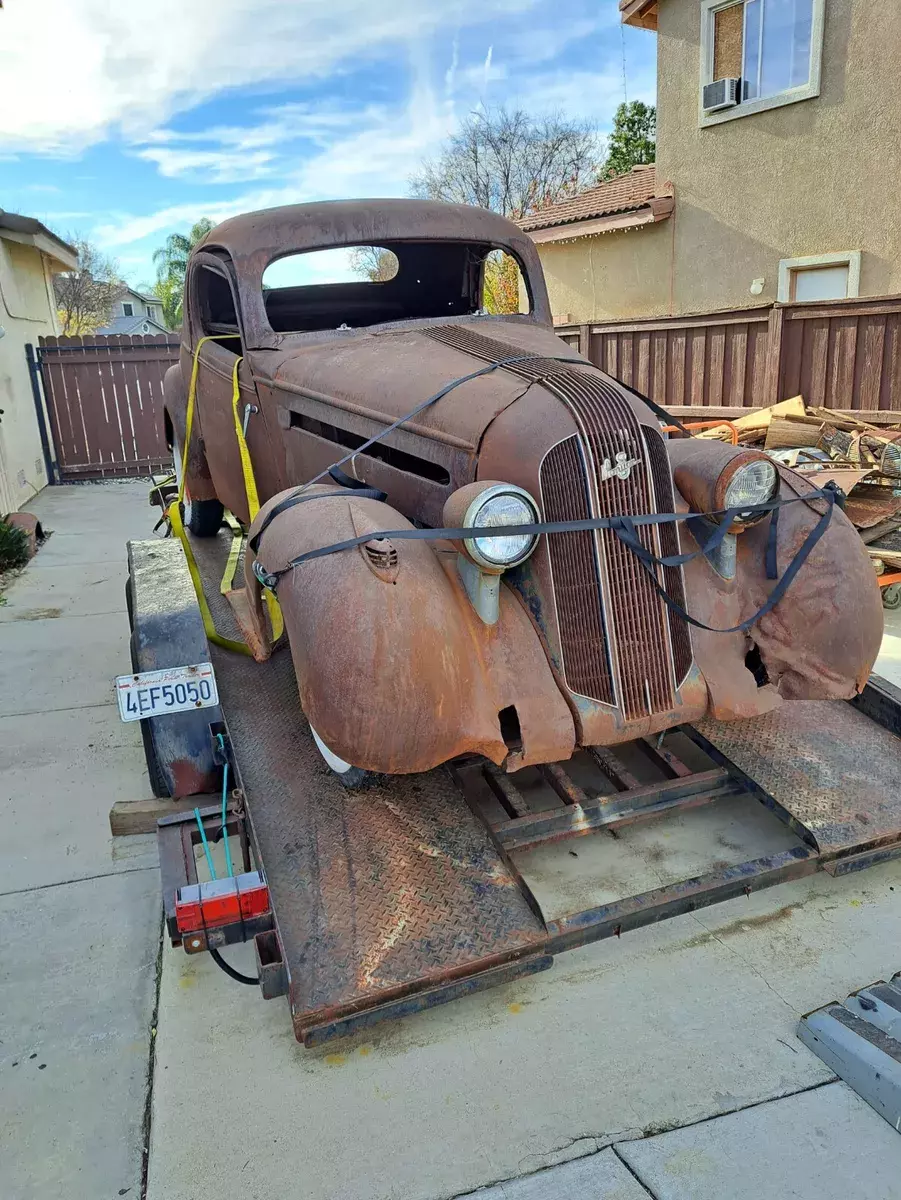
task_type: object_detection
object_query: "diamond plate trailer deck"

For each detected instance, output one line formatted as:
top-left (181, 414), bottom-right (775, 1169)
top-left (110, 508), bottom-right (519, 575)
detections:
top-left (135, 532), bottom-right (901, 1047)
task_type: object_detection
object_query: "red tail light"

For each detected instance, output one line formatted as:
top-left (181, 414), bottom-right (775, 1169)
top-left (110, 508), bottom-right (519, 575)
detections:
top-left (175, 871), bottom-right (270, 933)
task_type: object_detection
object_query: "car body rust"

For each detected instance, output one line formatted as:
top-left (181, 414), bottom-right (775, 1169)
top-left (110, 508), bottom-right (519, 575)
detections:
top-left (163, 198), bottom-right (883, 777)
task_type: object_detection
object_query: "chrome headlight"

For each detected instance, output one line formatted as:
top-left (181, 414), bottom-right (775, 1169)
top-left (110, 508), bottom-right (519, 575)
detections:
top-left (723, 459), bottom-right (778, 517)
top-left (463, 484), bottom-right (539, 570)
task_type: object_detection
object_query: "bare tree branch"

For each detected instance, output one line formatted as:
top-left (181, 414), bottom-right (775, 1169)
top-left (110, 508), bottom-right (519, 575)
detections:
top-left (52, 237), bottom-right (125, 335)
top-left (412, 107), bottom-right (600, 218)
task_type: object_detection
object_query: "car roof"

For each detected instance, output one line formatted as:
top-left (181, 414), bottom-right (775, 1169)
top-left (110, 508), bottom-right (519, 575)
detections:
top-left (199, 198), bottom-right (540, 274)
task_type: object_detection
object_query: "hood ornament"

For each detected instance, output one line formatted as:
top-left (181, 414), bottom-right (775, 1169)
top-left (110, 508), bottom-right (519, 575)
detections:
top-left (600, 450), bottom-right (641, 482)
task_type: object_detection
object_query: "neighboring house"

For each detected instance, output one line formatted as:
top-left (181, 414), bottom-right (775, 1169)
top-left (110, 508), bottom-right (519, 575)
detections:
top-left (0, 211), bottom-right (77, 513)
top-left (517, 165), bottom-right (675, 323)
top-left (523, 0), bottom-right (900, 321)
top-left (96, 287), bottom-right (168, 335)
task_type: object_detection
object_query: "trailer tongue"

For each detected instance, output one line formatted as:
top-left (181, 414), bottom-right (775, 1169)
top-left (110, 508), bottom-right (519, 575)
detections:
top-left (128, 533), bottom-right (901, 1047)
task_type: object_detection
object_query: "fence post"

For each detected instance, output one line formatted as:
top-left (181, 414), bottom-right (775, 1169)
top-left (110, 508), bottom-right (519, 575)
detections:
top-left (763, 305), bottom-right (786, 407)
top-left (24, 343), bottom-right (57, 485)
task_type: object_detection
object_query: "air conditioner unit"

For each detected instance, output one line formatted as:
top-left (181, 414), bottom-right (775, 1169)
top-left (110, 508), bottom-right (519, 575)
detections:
top-left (702, 77), bottom-right (741, 112)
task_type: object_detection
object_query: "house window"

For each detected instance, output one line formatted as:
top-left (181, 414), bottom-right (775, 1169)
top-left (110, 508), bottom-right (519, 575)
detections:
top-left (777, 252), bottom-right (861, 303)
top-left (122, 302), bottom-right (134, 316)
top-left (701, 0), bottom-right (825, 125)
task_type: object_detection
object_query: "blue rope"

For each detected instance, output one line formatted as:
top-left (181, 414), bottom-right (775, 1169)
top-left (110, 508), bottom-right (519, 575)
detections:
top-left (194, 807), bottom-right (216, 881)
top-left (217, 734), bottom-right (234, 878)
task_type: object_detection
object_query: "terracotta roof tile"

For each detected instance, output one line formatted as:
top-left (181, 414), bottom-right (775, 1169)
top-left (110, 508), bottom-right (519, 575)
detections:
top-left (517, 165), bottom-right (660, 232)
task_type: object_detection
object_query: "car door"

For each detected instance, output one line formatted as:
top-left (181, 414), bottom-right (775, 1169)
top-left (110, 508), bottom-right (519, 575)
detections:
top-left (187, 254), bottom-right (281, 522)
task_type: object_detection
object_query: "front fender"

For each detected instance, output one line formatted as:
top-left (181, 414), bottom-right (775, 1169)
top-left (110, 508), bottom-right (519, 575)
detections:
top-left (247, 487), bottom-right (576, 774)
top-left (163, 362), bottom-right (217, 502)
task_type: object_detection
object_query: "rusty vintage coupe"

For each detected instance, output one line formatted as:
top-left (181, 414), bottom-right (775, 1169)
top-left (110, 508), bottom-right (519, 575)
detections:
top-left (163, 199), bottom-right (882, 785)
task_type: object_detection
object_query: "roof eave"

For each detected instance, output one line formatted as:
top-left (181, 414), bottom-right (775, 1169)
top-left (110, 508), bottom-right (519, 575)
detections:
top-left (525, 197), bottom-right (673, 244)
top-left (620, 0), bottom-right (659, 30)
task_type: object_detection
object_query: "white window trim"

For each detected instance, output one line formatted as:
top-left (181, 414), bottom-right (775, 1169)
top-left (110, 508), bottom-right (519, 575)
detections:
top-left (699, 0), bottom-right (825, 128)
top-left (777, 251), bottom-right (861, 302)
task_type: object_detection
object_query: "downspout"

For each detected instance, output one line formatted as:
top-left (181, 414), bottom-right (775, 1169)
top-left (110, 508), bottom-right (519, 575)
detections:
top-left (24, 344), bottom-right (56, 484)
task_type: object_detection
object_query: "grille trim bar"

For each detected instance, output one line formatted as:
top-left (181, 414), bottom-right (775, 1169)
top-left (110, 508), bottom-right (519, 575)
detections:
top-left (423, 324), bottom-right (692, 718)
top-left (539, 436), bottom-right (616, 705)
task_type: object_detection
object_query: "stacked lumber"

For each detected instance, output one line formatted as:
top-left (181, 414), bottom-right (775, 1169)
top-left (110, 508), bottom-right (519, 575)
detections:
top-left (689, 396), bottom-right (901, 544)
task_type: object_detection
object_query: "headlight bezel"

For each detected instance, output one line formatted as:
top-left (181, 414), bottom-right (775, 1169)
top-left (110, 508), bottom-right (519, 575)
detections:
top-left (462, 483), bottom-right (540, 571)
top-left (715, 454), bottom-right (779, 525)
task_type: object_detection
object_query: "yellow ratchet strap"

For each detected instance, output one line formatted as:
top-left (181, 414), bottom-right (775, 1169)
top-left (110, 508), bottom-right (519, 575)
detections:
top-left (220, 511), bottom-right (244, 595)
top-left (228, 356), bottom-right (284, 641)
top-left (168, 498), bottom-right (252, 656)
top-left (166, 335), bottom-right (281, 652)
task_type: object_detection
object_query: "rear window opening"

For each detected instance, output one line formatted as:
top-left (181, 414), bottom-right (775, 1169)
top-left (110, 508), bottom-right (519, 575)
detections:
top-left (261, 241), bottom-right (529, 334)
top-left (288, 410), bottom-right (451, 485)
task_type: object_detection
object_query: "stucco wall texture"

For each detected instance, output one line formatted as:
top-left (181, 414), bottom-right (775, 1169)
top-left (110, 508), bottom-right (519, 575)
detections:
top-left (0, 240), bottom-right (58, 512)
top-left (538, 0), bottom-right (901, 323)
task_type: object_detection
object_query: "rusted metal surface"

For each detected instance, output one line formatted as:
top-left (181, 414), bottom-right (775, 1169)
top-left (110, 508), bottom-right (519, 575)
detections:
top-left (210, 635), bottom-right (548, 1044)
top-left (457, 758), bottom-right (741, 854)
top-left (246, 486), bottom-right (576, 774)
top-left (149, 525), bottom-right (901, 1044)
top-left (169, 199), bottom-right (883, 776)
top-left (38, 335), bottom-right (176, 478)
top-left (689, 699), bottom-right (901, 856)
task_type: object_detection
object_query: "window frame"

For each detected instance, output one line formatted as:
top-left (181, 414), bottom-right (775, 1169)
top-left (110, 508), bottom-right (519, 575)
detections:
top-left (699, 0), bottom-right (826, 128)
top-left (777, 250), bottom-right (861, 302)
top-left (122, 301), bottom-right (134, 316)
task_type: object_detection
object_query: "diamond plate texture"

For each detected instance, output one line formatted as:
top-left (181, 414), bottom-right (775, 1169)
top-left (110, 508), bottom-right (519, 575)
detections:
top-left (694, 701), bottom-right (901, 855)
top-left (189, 533), bottom-right (546, 1036)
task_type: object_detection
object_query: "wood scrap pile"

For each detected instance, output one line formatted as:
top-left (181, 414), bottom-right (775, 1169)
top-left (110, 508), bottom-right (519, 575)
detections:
top-left (694, 397), bottom-right (901, 549)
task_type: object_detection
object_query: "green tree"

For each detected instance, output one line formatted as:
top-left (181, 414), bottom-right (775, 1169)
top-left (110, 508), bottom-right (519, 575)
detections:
top-left (600, 101), bottom-right (656, 180)
top-left (151, 217), bottom-right (215, 328)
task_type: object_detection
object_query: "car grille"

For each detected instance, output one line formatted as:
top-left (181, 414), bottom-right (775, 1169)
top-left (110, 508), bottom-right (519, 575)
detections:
top-left (423, 324), bottom-right (692, 719)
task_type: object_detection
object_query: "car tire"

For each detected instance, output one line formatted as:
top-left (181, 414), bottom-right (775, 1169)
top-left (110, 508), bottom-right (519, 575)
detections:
top-left (172, 430), bottom-right (224, 538)
top-left (310, 724), bottom-right (371, 789)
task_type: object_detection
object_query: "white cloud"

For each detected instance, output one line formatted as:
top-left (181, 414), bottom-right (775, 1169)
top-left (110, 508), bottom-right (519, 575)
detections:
top-left (0, 0), bottom-right (535, 154)
top-left (134, 145), bottom-right (279, 183)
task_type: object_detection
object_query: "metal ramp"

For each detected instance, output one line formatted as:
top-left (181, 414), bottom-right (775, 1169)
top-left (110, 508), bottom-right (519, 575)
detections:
top-left (799, 973), bottom-right (901, 1132)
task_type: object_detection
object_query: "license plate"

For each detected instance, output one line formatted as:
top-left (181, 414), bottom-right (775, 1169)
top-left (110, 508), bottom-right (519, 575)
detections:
top-left (115, 662), bottom-right (218, 723)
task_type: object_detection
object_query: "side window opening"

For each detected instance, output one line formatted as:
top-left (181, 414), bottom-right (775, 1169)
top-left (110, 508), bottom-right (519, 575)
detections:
top-left (260, 241), bottom-right (531, 334)
top-left (195, 264), bottom-right (241, 351)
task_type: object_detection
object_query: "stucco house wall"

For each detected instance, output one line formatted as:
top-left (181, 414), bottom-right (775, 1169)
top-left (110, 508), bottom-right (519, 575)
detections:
top-left (526, 0), bottom-right (900, 323)
top-left (534, 221), bottom-right (673, 323)
top-left (0, 222), bottom-right (75, 513)
top-left (656, 0), bottom-right (901, 314)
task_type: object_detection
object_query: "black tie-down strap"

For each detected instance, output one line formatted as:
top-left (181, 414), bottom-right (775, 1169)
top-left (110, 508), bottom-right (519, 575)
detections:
top-left (249, 352), bottom-right (685, 557)
top-left (251, 484), bottom-right (841, 637)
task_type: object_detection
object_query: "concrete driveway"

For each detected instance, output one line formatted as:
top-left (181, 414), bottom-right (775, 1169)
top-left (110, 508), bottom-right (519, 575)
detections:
top-left (2, 480), bottom-right (901, 1200)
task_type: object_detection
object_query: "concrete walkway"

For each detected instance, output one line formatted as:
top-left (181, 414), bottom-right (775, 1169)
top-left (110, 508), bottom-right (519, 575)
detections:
top-left (0, 482), bottom-right (160, 1200)
top-left (3, 481), bottom-right (901, 1200)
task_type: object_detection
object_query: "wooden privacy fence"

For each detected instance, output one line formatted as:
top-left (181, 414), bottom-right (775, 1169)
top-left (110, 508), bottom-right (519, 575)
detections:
top-left (37, 335), bottom-right (178, 479)
top-left (557, 294), bottom-right (901, 424)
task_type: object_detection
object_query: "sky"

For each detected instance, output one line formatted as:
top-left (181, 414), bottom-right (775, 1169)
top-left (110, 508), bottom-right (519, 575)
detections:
top-left (0, 0), bottom-right (656, 290)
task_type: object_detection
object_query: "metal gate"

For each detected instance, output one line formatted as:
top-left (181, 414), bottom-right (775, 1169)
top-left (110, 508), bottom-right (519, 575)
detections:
top-left (33, 334), bottom-right (178, 479)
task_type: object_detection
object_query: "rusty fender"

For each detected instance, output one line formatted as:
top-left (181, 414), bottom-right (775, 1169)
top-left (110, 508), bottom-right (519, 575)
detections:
top-left (246, 486), bottom-right (576, 775)
top-left (162, 360), bottom-right (218, 502)
top-left (669, 439), bottom-right (884, 719)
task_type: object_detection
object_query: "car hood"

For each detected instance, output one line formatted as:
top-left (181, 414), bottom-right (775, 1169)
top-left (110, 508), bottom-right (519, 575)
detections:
top-left (247, 317), bottom-right (583, 451)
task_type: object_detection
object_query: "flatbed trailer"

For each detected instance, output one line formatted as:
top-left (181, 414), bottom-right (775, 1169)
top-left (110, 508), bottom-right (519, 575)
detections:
top-left (129, 529), bottom-right (901, 1047)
